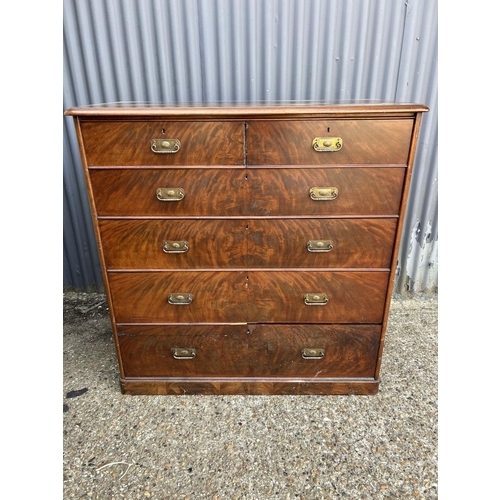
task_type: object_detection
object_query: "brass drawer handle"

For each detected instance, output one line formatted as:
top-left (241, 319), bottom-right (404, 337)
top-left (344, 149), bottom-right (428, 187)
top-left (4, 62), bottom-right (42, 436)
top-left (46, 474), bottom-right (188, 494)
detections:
top-left (307, 240), bottom-right (333, 252)
top-left (302, 348), bottom-right (325, 359)
top-left (157, 187), bottom-right (185, 201)
top-left (151, 138), bottom-right (181, 153)
top-left (172, 347), bottom-right (196, 359)
top-left (304, 293), bottom-right (329, 306)
top-left (163, 241), bottom-right (189, 254)
top-left (310, 187), bottom-right (338, 200)
top-left (168, 293), bottom-right (193, 305)
top-left (312, 137), bottom-right (342, 152)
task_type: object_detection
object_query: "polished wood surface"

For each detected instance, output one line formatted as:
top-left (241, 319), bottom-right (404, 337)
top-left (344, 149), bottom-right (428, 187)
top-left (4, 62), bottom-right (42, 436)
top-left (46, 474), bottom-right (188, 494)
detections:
top-left (108, 271), bottom-right (389, 323)
top-left (117, 324), bottom-right (380, 378)
top-left (99, 218), bottom-right (397, 269)
top-left (67, 103), bottom-right (428, 395)
top-left (80, 120), bottom-right (245, 166)
top-left (247, 119), bottom-right (414, 165)
top-left (89, 167), bottom-right (405, 217)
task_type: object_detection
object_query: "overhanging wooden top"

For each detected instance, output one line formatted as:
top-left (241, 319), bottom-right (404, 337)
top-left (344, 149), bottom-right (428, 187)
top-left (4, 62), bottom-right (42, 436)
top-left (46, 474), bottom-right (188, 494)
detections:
top-left (65, 101), bottom-right (429, 119)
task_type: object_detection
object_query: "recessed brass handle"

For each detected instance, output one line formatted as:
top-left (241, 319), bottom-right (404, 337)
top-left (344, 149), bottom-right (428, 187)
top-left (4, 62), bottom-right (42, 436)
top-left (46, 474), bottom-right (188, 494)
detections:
top-left (304, 293), bottom-right (329, 306)
top-left (310, 187), bottom-right (338, 201)
top-left (163, 241), bottom-right (189, 254)
top-left (157, 187), bottom-right (185, 201)
top-left (307, 240), bottom-right (333, 252)
top-left (168, 293), bottom-right (193, 305)
top-left (312, 137), bottom-right (342, 152)
top-left (151, 138), bottom-right (181, 153)
top-left (172, 347), bottom-right (196, 359)
top-left (301, 348), bottom-right (325, 359)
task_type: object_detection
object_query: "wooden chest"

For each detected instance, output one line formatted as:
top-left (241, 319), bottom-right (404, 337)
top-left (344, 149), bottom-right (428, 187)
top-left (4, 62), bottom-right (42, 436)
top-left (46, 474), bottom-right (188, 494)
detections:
top-left (65, 103), bottom-right (428, 395)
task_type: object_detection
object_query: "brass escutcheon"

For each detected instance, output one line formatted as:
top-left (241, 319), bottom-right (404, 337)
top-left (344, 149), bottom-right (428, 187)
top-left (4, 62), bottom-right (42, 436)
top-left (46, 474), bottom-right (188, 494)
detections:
top-left (301, 348), bottom-right (325, 359)
top-left (312, 137), bottom-right (342, 152)
top-left (304, 293), bottom-right (329, 305)
top-left (163, 241), bottom-right (189, 254)
top-left (157, 187), bottom-right (185, 201)
top-left (151, 138), bottom-right (181, 153)
top-left (168, 293), bottom-right (193, 305)
top-left (309, 187), bottom-right (338, 200)
top-left (172, 347), bottom-right (196, 359)
top-left (307, 240), bottom-right (333, 252)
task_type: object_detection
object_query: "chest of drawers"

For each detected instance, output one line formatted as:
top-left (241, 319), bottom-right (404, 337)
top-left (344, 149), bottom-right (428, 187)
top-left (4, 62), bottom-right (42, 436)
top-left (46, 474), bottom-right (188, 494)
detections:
top-left (65, 103), bottom-right (428, 395)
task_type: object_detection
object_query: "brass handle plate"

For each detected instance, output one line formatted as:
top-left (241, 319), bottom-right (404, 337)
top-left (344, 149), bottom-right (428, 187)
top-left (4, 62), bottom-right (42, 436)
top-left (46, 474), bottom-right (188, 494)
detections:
top-left (310, 187), bottom-right (338, 200)
top-left (157, 187), bottom-right (185, 201)
top-left (168, 293), bottom-right (193, 305)
top-left (307, 240), bottom-right (333, 252)
top-left (151, 139), bottom-right (181, 153)
top-left (172, 347), bottom-right (196, 359)
top-left (163, 241), bottom-right (189, 254)
top-left (304, 293), bottom-right (329, 306)
top-left (302, 348), bottom-right (325, 359)
top-left (312, 137), bottom-right (342, 152)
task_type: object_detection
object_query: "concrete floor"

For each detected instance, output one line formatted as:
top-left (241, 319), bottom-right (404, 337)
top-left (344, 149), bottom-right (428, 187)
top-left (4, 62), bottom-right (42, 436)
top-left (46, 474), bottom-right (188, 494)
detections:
top-left (63, 292), bottom-right (437, 499)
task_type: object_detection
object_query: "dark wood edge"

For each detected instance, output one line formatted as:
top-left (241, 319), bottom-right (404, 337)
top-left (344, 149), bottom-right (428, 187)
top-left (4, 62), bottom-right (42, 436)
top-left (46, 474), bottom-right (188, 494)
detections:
top-left (119, 378), bottom-right (380, 395)
top-left (65, 103), bottom-right (429, 119)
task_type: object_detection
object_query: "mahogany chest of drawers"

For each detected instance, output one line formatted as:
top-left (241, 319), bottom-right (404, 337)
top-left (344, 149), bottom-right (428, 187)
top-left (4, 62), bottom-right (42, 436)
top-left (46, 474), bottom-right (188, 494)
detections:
top-left (65, 103), bottom-right (428, 395)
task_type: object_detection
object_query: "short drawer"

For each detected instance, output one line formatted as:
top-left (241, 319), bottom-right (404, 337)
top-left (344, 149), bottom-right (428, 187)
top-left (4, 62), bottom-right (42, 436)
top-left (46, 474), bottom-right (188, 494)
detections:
top-left (246, 119), bottom-right (414, 165)
top-left (80, 120), bottom-right (245, 166)
top-left (99, 218), bottom-right (397, 269)
top-left (107, 270), bottom-right (389, 323)
top-left (117, 324), bottom-right (381, 379)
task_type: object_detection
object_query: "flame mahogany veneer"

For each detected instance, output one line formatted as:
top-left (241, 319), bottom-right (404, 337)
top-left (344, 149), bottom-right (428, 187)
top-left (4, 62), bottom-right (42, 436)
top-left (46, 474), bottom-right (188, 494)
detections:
top-left (66, 103), bottom-right (428, 395)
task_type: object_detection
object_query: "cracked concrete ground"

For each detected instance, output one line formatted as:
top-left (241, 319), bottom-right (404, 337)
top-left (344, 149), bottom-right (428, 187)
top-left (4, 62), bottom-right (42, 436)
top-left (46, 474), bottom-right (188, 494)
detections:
top-left (63, 292), bottom-right (437, 499)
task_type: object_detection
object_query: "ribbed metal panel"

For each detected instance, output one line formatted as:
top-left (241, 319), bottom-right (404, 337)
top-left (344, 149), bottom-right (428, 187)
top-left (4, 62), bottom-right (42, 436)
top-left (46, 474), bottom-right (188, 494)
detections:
top-left (63, 0), bottom-right (438, 293)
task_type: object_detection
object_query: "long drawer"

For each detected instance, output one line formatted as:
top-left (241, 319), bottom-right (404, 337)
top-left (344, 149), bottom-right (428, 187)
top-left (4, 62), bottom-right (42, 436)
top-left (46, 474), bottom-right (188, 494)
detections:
top-left (108, 271), bottom-right (389, 323)
top-left (80, 120), bottom-right (245, 166)
top-left (246, 119), bottom-right (414, 165)
top-left (117, 324), bottom-right (381, 379)
top-left (99, 218), bottom-right (397, 269)
top-left (89, 167), bottom-right (405, 216)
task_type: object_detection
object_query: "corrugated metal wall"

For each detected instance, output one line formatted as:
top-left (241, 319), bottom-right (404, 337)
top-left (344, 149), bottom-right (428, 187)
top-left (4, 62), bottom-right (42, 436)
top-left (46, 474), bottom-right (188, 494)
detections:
top-left (63, 0), bottom-right (437, 293)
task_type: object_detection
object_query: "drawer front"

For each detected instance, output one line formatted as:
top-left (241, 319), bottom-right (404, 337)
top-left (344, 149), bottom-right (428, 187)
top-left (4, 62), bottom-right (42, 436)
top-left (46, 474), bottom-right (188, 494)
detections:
top-left (99, 219), bottom-right (247, 269)
top-left (246, 218), bottom-right (397, 268)
top-left (117, 324), bottom-right (380, 378)
top-left (80, 120), bottom-right (245, 166)
top-left (89, 168), bottom-right (246, 216)
top-left (246, 119), bottom-right (413, 165)
top-left (108, 271), bottom-right (388, 323)
top-left (247, 271), bottom-right (389, 323)
top-left (99, 218), bottom-right (397, 270)
top-left (89, 167), bottom-right (404, 217)
top-left (246, 167), bottom-right (405, 216)
top-left (108, 271), bottom-right (249, 323)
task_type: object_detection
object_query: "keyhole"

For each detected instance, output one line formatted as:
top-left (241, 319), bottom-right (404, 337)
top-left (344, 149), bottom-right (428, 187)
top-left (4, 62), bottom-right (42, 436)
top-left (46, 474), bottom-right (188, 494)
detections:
top-left (161, 128), bottom-right (165, 134)
top-left (327, 127), bottom-right (331, 133)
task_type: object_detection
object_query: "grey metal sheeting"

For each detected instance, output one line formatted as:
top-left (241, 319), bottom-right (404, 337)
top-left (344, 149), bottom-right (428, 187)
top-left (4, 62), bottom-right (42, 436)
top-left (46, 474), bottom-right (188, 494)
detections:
top-left (63, 0), bottom-right (438, 293)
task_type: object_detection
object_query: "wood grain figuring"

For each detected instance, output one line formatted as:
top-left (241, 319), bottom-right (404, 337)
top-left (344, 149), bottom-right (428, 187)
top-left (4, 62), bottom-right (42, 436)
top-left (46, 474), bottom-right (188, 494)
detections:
top-left (247, 168), bottom-right (405, 216)
top-left (99, 218), bottom-right (397, 269)
top-left (246, 218), bottom-right (397, 268)
top-left (81, 120), bottom-right (245, 166)
top-left (107, 270), bottom-right (389, 323)
top-left (99, 219), bottom-right (248, 269)
top-left (89, 169), bottom-right (246, 217)
top-left (117, 324), bottom-right (381, 378)
top-left (246, 120), bottom-right (413, 165)
top-left (120, 379), bottom-right (379, 395)
top-left (90, 167), bottom-right (405, 217)
top-left (67, 103), bottom-right (429, 395)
